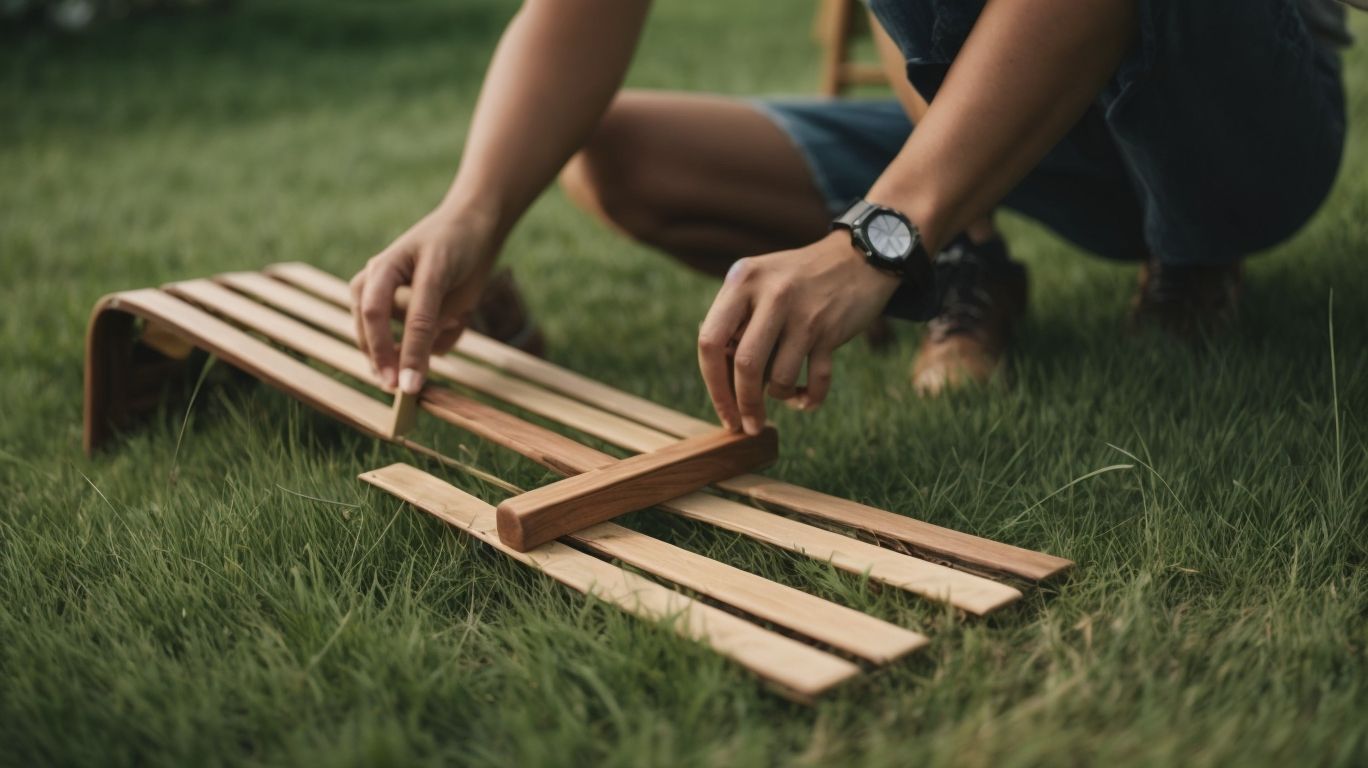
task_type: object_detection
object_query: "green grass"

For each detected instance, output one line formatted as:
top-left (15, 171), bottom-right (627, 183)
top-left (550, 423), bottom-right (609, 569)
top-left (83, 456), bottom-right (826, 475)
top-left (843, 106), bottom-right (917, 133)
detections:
top-left (3, 2), bottom-right (1366, 765)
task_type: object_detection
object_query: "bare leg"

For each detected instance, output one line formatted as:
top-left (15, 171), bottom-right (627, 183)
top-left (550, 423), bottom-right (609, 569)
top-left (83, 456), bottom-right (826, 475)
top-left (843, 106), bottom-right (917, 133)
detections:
top-left (560, 90), bottom-right (830, 278)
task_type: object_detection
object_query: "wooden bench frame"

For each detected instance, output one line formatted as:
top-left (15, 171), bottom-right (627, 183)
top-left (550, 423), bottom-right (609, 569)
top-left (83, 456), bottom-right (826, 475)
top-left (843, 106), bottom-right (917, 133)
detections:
top-left (83, 263), bottom-right (1071, 701)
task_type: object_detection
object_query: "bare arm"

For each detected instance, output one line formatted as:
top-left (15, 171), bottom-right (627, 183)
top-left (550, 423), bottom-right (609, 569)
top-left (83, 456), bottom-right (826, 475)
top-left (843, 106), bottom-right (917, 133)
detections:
top-left (352, 0), bottom-right (651, 393)
top-left (699, 0), bottom-right (1136, 433)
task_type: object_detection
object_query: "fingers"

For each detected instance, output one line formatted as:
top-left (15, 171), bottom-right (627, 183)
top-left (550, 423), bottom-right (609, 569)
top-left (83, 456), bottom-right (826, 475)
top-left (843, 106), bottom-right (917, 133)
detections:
top-left (766, 324), bottom-right (812, 403)
top-left (349, 271), bottom-right (369, 360)
top-left (432, 323), bottom-right (465, 355)
top-left (799, 346), bottom-right (834, 410)
top-left (731, 301), bottom-right (784, 436)
top-left (357, 257), bottom-right (407, 390)
top-left (396, 255), bottom-right (449, 394)
top-left (698, 280), bottom-right (750, 432)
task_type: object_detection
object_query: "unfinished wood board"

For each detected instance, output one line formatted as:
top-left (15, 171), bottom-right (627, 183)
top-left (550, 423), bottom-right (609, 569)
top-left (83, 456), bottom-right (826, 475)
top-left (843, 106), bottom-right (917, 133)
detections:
top-left (360, 463), bottom-right (862, 701)
top-left (256, 263), bottom-right (1072, 581)
top-left (422, 389), bottom-right (1023, 616)
top-left (495, 426), bottom-right (777, 551)
top-left (161, 281), bottom-right (929, 658)
top-left (221, 271), bottom-right (676, 453)
top-left (565, 518), bottom-right (928, 663)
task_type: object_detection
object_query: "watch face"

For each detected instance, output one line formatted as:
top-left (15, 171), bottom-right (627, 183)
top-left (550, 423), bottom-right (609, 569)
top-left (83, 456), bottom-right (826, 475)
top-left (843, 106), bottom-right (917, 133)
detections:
top-left (865, 212), bottom-right (913, 260)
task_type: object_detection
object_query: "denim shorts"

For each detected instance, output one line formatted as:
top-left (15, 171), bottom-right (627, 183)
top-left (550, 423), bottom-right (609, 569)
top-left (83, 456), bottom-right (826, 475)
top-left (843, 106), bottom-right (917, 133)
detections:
top-left (755, 0), bottom-right (1347, 265)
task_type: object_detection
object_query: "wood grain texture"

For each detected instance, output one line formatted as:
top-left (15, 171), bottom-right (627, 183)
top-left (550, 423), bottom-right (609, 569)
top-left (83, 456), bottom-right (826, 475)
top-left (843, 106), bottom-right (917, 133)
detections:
top-left (360, 463), bottom-right (862, 702)
top-left (389, 389), bottom-right (418, 439)
top-left (86, 289), bottom-right (393, 439)
top-left (258, 262), bottom-right (1072, 581)
top-left (564, 518), bottom-right (928, 663)
top-left (495, 426), bottom-right (777, 551)
top-left (162, 281), bottom-right (931, 652)
top-left (421, 390), bottom-right (1022, 615)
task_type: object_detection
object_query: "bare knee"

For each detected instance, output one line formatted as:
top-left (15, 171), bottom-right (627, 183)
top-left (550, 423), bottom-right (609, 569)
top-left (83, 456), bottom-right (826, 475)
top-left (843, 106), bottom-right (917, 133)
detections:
top-left (559, 95), bottom-right (669, 242)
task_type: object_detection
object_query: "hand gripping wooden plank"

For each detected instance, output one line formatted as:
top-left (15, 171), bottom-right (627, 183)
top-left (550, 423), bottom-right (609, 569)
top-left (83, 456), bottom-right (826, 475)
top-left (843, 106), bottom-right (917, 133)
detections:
top-left (494, 426), bottom-right (776, 551)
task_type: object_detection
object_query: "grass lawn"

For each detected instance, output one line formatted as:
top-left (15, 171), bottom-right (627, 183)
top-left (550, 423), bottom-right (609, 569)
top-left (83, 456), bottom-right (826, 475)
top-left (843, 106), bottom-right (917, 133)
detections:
top-left (3, 2), bottom-right (1366, 765)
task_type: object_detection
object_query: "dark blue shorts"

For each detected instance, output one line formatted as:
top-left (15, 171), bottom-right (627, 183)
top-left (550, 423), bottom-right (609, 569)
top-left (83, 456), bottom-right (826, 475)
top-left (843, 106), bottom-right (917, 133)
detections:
top-left (756, 0), bottom-right (1347, 265)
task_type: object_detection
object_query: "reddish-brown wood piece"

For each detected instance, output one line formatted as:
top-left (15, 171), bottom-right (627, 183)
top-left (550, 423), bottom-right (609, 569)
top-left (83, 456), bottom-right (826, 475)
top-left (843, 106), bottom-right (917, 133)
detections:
top-left (495, 426), bottom-right (777, 551)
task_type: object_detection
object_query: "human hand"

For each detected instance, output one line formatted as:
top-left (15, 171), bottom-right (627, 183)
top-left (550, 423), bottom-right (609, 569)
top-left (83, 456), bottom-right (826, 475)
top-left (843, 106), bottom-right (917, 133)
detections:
top-left (697, 232), bottom-right (901, 434)
top-left (350, 209), bottom-right (498, 394)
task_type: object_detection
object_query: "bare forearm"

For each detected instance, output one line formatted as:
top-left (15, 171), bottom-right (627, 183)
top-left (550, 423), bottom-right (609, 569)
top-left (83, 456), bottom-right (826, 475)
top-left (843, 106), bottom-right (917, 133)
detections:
top-left (441, 0), bottom-right (650, 244)
top-left (868, 0), bottom-right (1136, 252)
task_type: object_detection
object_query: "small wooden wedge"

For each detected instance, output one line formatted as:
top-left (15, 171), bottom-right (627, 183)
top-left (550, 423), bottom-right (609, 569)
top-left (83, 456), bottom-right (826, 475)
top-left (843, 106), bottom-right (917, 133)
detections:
top-left (496, 426), bottom-right (778, 551)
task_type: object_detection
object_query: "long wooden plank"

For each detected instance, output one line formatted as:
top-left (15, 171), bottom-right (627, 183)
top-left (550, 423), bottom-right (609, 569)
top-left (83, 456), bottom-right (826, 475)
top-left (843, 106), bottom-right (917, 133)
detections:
top-left (496, 426), bottom-right (777, 552)
top-left (422, 389), bottom-right (1022, 615)
top-left (360, 463), bottom-right (861, 701)
top-left (167, 280), bottom-right (930, 657)
top-left (91, 289), bottom-right (392, 437)
top-left (565, 519), bottom-right (928, 663)
top-left (258, 263), bottom-right (1072, 581)
top-left (220, 271), bottom-right (676, 453)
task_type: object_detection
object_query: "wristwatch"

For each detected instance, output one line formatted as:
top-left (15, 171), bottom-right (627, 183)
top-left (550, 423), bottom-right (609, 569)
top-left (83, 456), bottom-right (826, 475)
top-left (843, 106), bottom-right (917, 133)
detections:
top-left (831, 199), bottom-right (939, 321)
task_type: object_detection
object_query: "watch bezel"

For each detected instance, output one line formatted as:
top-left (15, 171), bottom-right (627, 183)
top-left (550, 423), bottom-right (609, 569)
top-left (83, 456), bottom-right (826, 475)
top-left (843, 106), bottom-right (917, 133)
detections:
top-left (850, 205), bottom-right (919, 272)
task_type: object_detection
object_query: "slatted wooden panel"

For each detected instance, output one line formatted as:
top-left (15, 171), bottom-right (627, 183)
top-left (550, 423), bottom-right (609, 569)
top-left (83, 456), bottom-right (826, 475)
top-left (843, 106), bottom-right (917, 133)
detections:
top-left (100, 281), bottom-right (931, 678)
top-left (84, 263), bottom-right (1077, 700)
top-left (257, 263), bottom-right (1073, 582)
top-left (200, 273), bottom-right (1025, 614)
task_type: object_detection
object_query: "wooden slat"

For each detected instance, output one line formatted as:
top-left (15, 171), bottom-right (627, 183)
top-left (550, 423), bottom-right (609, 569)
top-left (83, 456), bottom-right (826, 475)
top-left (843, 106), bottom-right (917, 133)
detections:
top-left (166, 280), bottom-right (931, 656)
top-left (258, 263), bottom-right (1072, 581)
top-left (496, 426), bottom-right (777, 552)
top-left (91, 289), bottom-right (392, 437)
top-left (360, 463), bottom-right (861, 701)
top-left (222, 271), bottom-right (677, 453)
top-left (423, 390), bottom-right (1022, 616)
top-left (565, 518), bottom-right (928, 663)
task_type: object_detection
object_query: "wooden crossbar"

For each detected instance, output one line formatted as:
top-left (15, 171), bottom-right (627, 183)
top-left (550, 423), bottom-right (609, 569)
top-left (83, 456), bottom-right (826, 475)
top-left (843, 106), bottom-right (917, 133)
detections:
top-left (197, 274), bottom-right (1022, 614)
top-left (495, 426), bottom-right (777, 552)
top-left (361, 463), bottom-right (863, 701)
top-left (258, 263), bottom-right (1073, 581)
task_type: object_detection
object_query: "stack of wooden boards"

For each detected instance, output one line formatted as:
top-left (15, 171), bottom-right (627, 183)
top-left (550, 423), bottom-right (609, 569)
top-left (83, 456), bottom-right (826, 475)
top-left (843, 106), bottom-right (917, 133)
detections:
top-left (83, 262), bottom-right (1072, 702)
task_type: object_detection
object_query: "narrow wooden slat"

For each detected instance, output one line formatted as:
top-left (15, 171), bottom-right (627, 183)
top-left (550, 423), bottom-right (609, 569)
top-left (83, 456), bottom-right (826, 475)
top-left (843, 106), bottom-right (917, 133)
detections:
top-left (167, 280), bottom-right (931, 656)
top-left (222, 271), bottom-right (677, 453)
top-left (423, 390), bottom-right (1023, 615)
top-left (496, 426), bottom-right (777, 552)
top-left (566, 519), bottom-right (928, 663)
top-left (360, 463), bottom-right (862, 701)
top-left (92, 289), bottom-right (392, 437)
top-left (257, 263), bottom-right (1073, 581)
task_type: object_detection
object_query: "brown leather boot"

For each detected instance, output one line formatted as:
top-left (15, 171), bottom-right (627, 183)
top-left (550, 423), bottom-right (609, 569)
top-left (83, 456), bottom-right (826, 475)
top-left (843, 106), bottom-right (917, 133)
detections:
top-left (1127, 254), bottom-right (1242, 340)
top-left (911, 238), bottom-right (1028, 397)
top-left (469, 268), bottom-right (547, 357)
